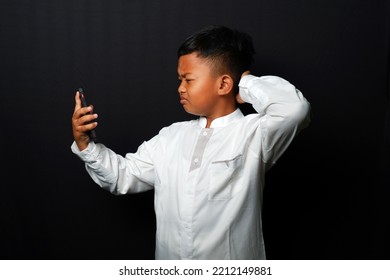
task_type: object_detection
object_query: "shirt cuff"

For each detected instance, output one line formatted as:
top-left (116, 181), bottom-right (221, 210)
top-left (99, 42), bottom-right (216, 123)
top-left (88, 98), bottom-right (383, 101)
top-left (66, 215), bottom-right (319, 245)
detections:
top-left (239, 74), bottom-right (258, 103)
top-left (71, 141), bottom-right (98, 162)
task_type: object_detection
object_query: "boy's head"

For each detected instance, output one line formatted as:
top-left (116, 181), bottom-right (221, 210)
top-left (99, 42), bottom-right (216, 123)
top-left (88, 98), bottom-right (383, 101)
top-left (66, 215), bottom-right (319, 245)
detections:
top-left (177, 25), bottom-right (255, 92)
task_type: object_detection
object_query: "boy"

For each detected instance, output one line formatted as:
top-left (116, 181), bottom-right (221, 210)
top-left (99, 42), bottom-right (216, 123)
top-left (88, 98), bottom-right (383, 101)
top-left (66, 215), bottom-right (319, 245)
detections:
top-left (71, 25), bottom-right (310, 259)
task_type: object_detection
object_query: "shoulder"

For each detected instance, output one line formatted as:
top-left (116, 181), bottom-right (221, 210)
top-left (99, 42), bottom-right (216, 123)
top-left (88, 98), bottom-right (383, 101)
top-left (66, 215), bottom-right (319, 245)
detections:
top-left (158, 118), bottom-right (198, 137)
top-left (144, 119), bottom-right (198, 153)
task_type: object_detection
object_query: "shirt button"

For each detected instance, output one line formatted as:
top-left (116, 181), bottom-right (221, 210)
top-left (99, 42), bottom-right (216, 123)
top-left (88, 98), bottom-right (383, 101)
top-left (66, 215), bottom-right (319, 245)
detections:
top-left (194, 158), bottom-right (199, 164)
top-left (203, 131), bottom-right (208, 136)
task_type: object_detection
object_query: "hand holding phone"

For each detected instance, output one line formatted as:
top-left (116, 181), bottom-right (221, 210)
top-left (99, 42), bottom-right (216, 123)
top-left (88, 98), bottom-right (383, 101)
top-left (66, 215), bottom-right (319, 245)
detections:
top-left (78, 87), bottom-right (98, 141)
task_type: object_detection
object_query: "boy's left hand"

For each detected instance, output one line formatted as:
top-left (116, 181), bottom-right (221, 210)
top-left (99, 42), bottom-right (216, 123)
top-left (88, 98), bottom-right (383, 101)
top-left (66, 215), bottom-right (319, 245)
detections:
top-left (236, 70), bottom-right (251, 104)
top-left (236, 93), bottom-right (245, 104)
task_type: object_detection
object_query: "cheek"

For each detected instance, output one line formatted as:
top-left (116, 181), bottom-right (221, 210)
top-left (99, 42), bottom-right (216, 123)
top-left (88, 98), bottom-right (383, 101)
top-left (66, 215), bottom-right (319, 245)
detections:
top-left (187, 78), bottom-right (217, 103)
top-left (188, 86), bottom-right (206, 104)
top-left (190, 80), bottom-right (210, 96)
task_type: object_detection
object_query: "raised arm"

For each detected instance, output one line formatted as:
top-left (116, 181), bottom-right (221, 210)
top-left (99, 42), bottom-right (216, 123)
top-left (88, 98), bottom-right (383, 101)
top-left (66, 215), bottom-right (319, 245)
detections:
top-left (71, 89), bottom-right (155, 195)
top-left (238, 74), bottom-right (311, 168)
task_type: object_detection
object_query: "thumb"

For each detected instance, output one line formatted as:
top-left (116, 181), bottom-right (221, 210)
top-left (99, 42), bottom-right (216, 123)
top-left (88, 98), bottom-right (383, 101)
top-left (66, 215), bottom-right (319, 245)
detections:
top-left (241, 70), bottom-right (250, 78)
top-left (236, 93), bottom-right (245, 104)
top-left (74, 91), bottom-right (82, 113)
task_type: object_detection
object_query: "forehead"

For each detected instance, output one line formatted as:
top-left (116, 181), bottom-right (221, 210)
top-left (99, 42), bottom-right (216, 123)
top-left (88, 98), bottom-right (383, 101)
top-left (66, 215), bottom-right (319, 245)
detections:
top-left (177, 53), bottom-right (211, 75)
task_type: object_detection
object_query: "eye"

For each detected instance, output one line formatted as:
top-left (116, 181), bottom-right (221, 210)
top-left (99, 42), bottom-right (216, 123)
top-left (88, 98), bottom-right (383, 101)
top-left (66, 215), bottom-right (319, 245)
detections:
top-left (178, 76), bottom-right (194, 84)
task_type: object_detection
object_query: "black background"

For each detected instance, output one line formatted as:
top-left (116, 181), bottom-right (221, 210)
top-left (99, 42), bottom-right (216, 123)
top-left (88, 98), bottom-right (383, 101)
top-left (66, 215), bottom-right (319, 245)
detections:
top-left (1, 0), bottom-right (389, 259)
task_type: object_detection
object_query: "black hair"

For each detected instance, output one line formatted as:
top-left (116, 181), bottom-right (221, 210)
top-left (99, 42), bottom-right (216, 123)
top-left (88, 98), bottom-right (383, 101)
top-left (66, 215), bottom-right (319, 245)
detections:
top-left (177, 25), bottom-right (255, 91)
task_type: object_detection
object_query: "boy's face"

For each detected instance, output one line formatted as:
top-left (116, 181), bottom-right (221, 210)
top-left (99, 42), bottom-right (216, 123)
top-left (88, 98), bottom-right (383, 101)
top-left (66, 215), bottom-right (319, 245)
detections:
top-left (177, 53), bottom-right (221, 117)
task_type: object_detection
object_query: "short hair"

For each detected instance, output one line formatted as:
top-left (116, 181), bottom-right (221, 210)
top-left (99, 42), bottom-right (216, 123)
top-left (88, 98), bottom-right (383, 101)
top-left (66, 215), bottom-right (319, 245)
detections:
top-left (177, 25), bottom-right (255, 91)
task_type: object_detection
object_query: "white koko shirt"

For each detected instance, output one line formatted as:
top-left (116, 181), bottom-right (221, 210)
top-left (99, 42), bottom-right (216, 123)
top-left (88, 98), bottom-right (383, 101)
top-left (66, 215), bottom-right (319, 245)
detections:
top-left (71, 75), bottom-right (310, 259)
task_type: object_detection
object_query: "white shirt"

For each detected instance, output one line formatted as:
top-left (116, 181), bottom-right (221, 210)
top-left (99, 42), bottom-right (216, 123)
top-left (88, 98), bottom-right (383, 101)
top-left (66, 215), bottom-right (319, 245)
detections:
top-left (71, 75), bottom-right (310, 259)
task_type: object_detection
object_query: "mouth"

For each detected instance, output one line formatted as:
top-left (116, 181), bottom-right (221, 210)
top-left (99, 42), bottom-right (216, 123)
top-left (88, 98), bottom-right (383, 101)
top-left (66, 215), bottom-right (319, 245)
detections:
top-left (180, 97), bottom-right (187, 105)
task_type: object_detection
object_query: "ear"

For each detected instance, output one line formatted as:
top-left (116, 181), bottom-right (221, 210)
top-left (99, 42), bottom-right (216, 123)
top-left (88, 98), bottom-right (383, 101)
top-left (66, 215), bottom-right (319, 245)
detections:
top-left (217, 74), bottom-right (234, 96)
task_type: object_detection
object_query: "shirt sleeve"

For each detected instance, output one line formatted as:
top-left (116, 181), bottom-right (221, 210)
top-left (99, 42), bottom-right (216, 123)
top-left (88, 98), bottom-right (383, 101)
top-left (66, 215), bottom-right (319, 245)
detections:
top-left (71, 138), bottom-right (156, 195)
top-left (238, 74), bottom-right (311, 169)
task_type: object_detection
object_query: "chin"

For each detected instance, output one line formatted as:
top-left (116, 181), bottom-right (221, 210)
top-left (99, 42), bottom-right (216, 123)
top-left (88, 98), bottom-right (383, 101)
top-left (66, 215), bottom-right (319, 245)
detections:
top-left (183, 107), bottom-right (202, 117)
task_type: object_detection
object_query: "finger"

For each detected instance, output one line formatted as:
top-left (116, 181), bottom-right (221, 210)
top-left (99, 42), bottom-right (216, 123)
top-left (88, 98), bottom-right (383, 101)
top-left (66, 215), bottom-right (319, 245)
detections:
top-left (86, 121), bottom-right (98, 130)
top-left (73, 104), bottom-right (94, 120)
top-left (241, 70), bottom-right (250, 78)
top-left (72, 109), bottom-right (95, 132)
top-left (78, 113), bottom-right (98, 127)
top-left (236, 93), bottom-right (245, 104)
top-left (73, 118), bottom-right (98, 138)
top-left (73, 91), bottom-right (82, 113)
top-left (78, 121), bottom-right (98, 133)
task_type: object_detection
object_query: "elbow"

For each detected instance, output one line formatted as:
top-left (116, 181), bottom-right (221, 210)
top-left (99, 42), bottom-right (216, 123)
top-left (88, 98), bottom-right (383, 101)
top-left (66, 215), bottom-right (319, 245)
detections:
top-left (298, 100), bottom-right (311, 128)
top-left (97, 181), bottom-right (125, 195)
top-left (285, 100), bottom-right (311, 132)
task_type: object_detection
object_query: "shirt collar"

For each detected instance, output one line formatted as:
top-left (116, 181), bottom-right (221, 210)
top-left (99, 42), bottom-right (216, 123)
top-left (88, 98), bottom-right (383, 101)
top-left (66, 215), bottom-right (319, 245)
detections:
top-left (198, 108), bottom-right (244, 128)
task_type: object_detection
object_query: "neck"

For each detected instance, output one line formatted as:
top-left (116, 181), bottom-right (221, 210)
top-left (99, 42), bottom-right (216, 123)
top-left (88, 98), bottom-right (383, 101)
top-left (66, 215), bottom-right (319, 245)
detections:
top-left (205, 105), bottom-right (237, 128)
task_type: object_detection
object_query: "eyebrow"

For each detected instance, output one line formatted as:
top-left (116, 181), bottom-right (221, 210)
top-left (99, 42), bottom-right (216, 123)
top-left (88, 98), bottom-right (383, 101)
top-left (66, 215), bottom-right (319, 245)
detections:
top-left (177, 72), bottom-right (193, 78)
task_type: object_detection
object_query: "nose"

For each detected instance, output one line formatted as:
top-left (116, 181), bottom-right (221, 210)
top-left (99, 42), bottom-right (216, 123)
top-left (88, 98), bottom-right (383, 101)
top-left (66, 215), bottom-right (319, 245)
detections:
top-left (178, 80), bottom-right (186, 94)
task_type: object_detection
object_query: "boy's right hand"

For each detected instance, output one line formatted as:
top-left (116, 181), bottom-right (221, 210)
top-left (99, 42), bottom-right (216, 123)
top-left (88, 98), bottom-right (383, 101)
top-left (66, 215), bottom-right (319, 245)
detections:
top-left (72, 91), bottom-right (98, 151)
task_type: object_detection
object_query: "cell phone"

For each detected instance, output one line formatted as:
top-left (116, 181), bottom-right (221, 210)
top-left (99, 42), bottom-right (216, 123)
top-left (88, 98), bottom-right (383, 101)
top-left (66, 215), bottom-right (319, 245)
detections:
top-left (78, 87), bottom-right (98, 141)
